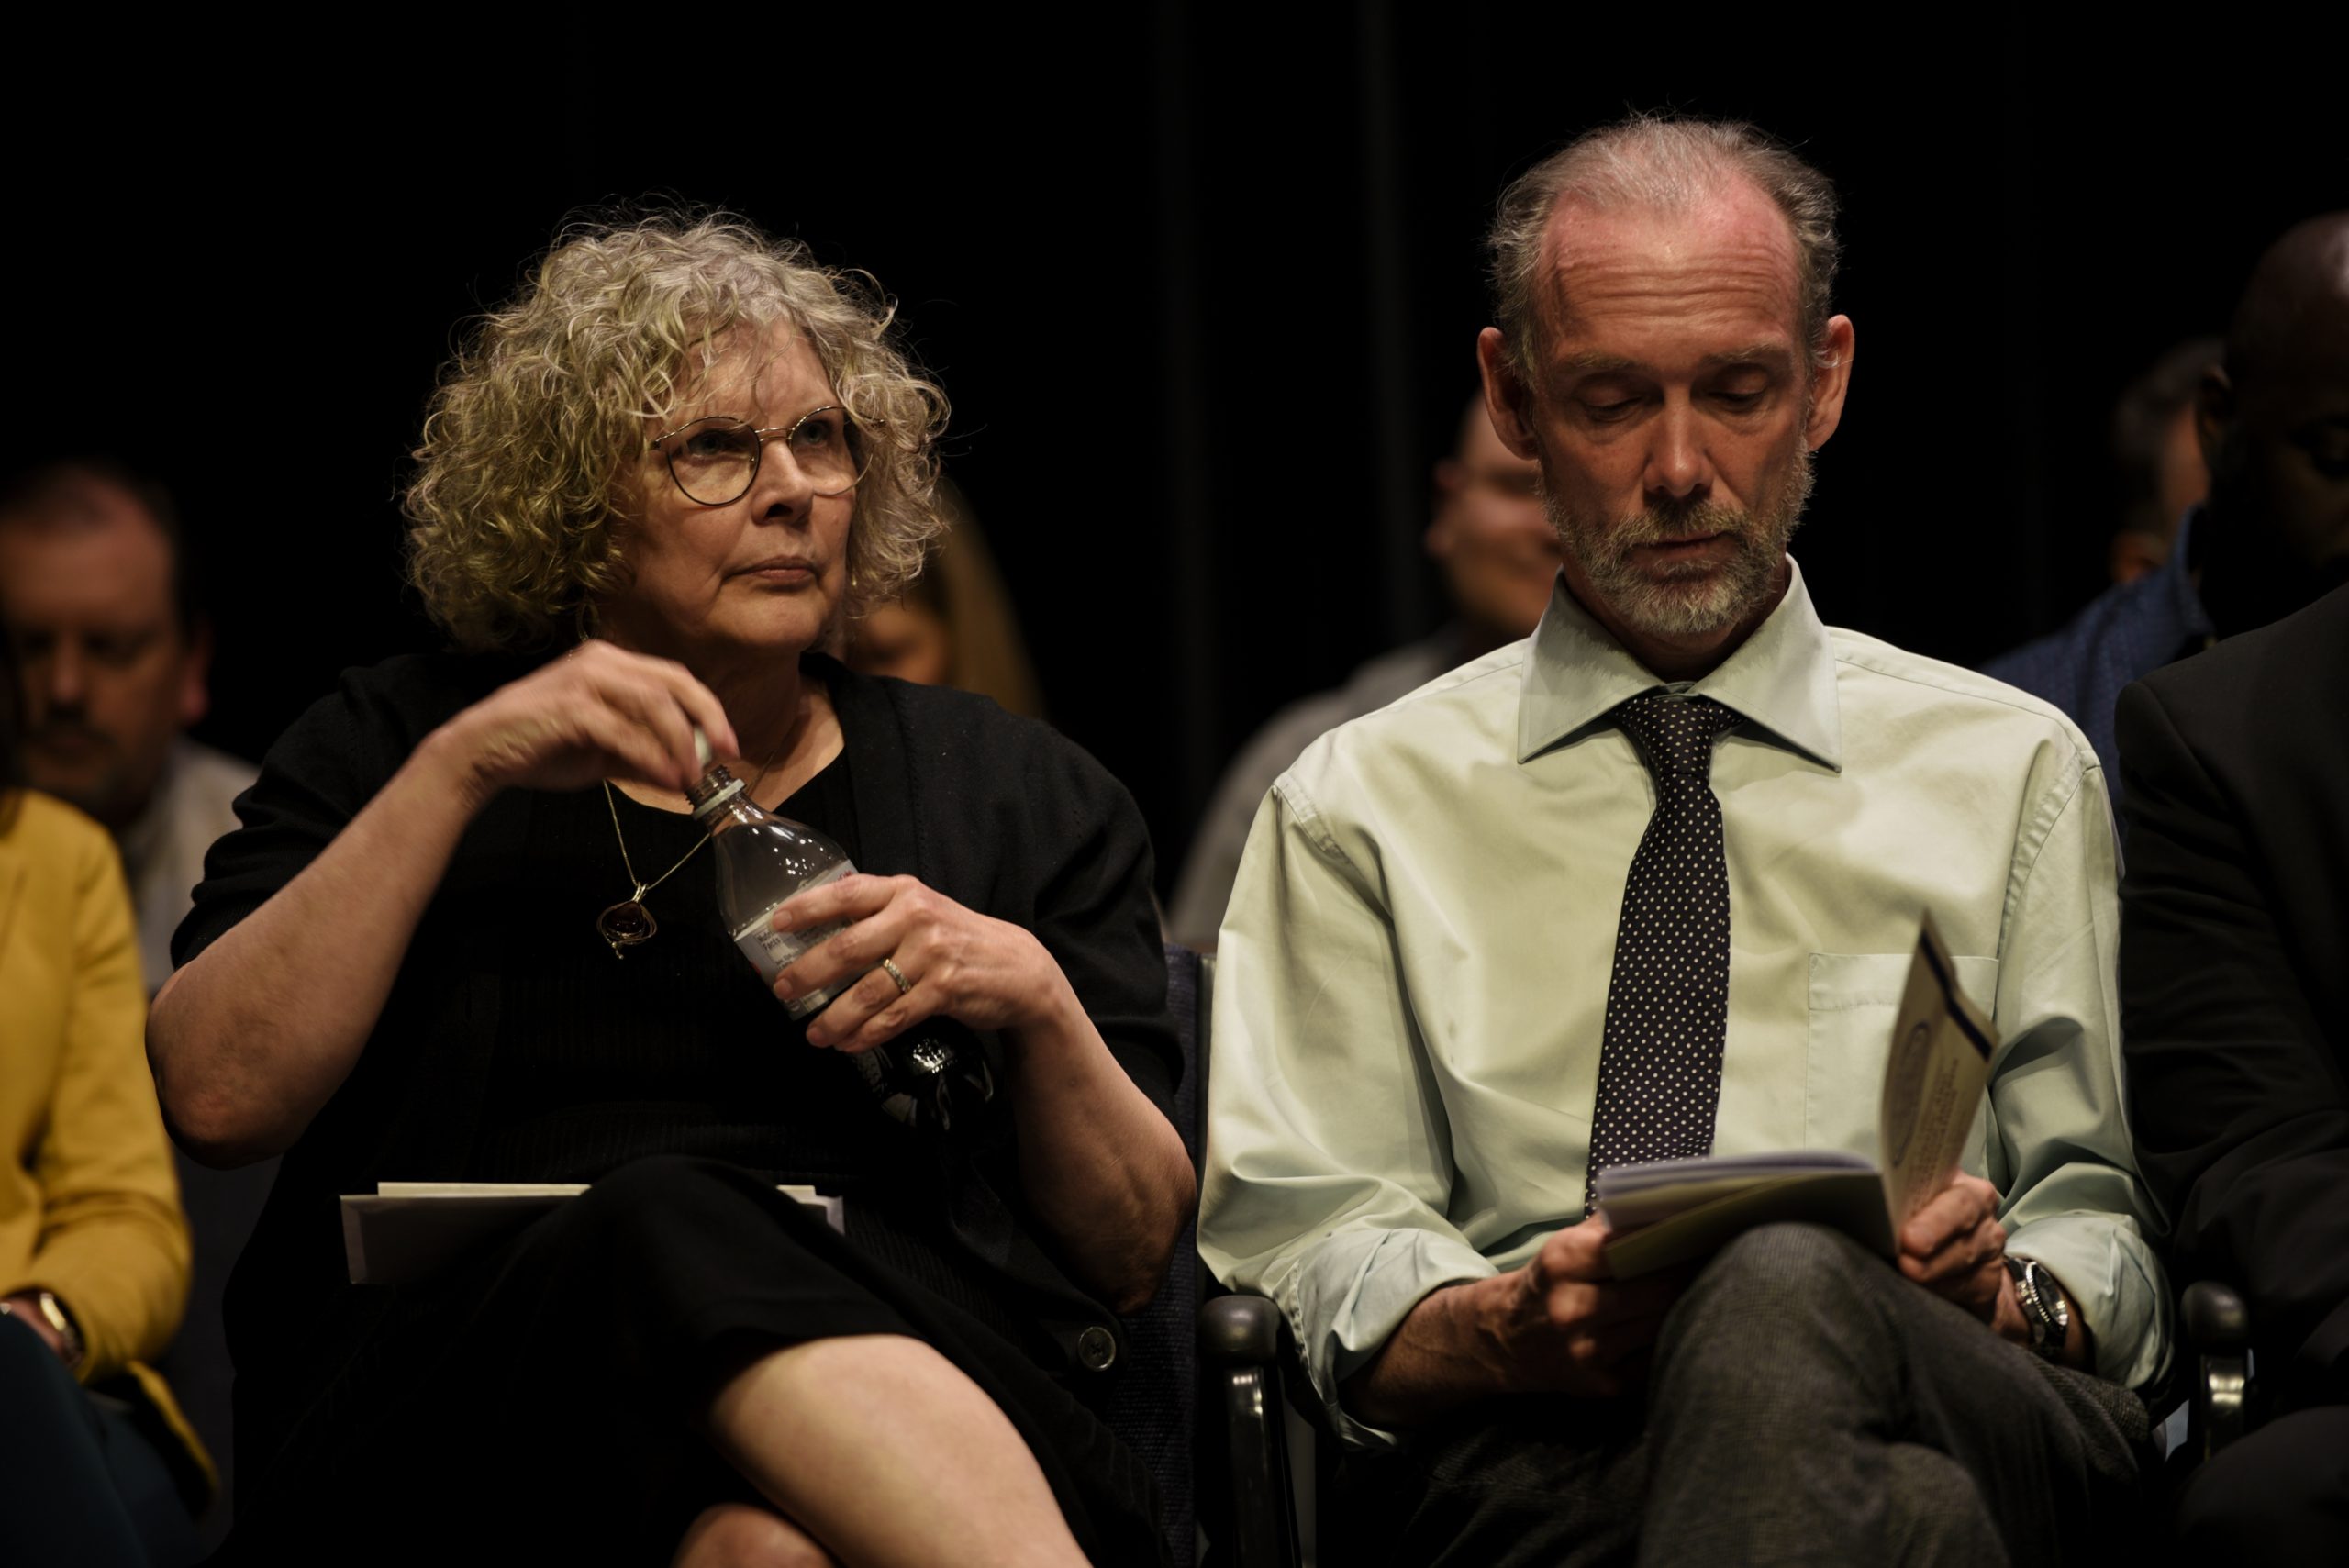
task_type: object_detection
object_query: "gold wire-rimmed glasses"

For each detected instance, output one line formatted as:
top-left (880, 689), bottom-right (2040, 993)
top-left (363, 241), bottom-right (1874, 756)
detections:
top-left (647, 406), bottom-right (869, 506)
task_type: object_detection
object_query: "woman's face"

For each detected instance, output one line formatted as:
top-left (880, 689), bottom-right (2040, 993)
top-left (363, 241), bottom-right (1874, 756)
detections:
top-left (599, 321), bottom-right (856, 665)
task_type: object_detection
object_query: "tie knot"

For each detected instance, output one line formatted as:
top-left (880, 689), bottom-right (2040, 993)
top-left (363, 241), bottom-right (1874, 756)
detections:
top-left (1614, 693), bottom-right (1736, 780)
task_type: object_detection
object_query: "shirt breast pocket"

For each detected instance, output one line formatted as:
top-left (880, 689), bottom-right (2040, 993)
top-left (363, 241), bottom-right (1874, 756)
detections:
top-left (1804, 951), bottom-right (1999, 1156)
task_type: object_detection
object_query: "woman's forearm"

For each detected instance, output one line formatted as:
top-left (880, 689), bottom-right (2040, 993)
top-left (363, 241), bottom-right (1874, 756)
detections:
top-left (1002, 983), bottom-right (1197, 1317)
top-left (149, 727), bottom-right (487, 1167)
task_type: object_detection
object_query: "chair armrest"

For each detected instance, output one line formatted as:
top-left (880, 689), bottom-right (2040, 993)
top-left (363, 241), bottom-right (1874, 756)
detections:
top-left (1198, 1296), bottom-right (1301, 1568)
top-left (2181, 1281), bottom-right (2250, 1351)
top-left (1201, 1293), bottom-right (1284, 1366)
top-left (2182, 1280), bottom-right (2254, 1462)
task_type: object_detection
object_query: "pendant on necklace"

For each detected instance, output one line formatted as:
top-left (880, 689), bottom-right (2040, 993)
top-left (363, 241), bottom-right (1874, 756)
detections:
top-left (598, 895), bottom-right (657, 957)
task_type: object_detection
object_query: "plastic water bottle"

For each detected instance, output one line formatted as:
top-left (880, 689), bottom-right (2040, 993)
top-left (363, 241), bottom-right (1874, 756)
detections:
top-left (686, 732), bottom-right (993, 1129)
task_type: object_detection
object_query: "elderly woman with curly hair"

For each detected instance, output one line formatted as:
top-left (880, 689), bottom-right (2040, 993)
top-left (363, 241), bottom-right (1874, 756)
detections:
top-left (147, 217), bottom-right (1193, 1568)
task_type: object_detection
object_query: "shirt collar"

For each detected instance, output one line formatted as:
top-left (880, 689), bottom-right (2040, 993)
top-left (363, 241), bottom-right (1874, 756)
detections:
top-left (1517, 556), bottom-right (1843, 772)
top-left (113, 740), bottom-right (184, 889)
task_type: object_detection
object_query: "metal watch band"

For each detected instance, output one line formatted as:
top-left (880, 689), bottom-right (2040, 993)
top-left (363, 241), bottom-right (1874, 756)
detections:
top-left (2005, 1256), bottom-right (2069, 1362)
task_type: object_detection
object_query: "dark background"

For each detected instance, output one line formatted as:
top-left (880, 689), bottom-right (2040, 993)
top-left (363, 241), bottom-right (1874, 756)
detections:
top-left (7, 12), bottom-right (2341, 893)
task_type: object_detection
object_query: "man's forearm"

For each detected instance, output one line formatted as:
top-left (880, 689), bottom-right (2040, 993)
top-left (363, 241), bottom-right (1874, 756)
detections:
top-left (1342, 1274), bottom-right (1518, 1430)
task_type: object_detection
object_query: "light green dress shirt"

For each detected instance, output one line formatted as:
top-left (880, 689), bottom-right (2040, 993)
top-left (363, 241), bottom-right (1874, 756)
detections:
top-left (1197, 561), bottom-right (2170, 1450)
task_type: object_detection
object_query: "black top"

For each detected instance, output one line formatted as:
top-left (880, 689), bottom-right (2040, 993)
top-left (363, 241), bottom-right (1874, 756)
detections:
top-left (470, 751), bottom-right (872, 1185)
top-left (178, 650), bottom-right (1179, 1459)
top-left (2117, 581), bottom-right (2349, 1409)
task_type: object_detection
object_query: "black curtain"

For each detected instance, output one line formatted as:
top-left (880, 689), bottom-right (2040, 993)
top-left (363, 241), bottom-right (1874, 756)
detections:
top-left (7, 12), bottom-right (2341, 889)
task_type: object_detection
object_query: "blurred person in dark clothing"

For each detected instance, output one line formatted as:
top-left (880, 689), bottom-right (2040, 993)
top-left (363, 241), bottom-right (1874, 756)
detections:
top-left (2107, 338), bottom-right (2220, 585)
top-left (1982, 215), bottom-right (2349, 797)
top-left (0, 461), bottom-right (255, 995)
top-left (2117, 580), bottom-right (2349, 1565)
top-left (1166, 395), bottom-right (1555, 946)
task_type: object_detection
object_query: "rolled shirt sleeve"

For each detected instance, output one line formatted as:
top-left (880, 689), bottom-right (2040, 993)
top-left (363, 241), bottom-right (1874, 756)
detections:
top-left (1985, 762), bottom-right (2171, 1391)
top-left (1197, 777), bottom-right (1493, 1450)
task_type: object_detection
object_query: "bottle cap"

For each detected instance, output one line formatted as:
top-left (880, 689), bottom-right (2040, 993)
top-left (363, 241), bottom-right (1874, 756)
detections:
top-left (685, 725), bottom-right (745, 820)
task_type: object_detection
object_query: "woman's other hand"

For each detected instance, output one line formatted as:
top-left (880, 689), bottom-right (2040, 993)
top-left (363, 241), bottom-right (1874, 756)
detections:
top-left (431, 640), bottom-right (740, 807)
top-left (771, 874), bottom-right (1072, 1051)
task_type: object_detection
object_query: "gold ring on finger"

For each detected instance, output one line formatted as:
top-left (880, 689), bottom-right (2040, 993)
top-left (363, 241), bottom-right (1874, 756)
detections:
top-left (881, 958), bottom-right (912, 995)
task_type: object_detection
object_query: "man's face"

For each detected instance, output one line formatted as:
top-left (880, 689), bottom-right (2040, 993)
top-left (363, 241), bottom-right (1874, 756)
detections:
top-left (2204, 306), bottom-right (2349, 579)
top-left (0, 484), bottom-right (203, 829)
top-left (1481, 183), bottom-right (1853, 654)
top-left (1427, 407), bottom-right (1559, 642)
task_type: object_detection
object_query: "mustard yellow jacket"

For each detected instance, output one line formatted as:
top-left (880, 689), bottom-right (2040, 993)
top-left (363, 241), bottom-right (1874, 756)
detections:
top-left (1, 789), bottom-right (210, 1494)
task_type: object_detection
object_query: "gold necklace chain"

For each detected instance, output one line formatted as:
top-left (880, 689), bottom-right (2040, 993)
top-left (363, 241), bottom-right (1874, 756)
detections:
top-left (596, 736), bottom-right (787, 957)
top-left (601, 780), bottom-right (718, 902)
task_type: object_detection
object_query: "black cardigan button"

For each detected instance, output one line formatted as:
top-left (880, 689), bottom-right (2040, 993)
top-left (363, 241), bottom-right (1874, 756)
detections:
top-left (1076, 1325), bottom-right (1118, 1371)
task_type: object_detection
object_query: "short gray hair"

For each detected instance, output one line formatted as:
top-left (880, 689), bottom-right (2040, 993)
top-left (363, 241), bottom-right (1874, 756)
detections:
top-left (1488, 115), bottom-right (1842, 386)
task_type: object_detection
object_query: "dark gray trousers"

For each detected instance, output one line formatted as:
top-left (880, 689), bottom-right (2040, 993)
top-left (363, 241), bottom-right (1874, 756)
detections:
top-left (1330, 1223), bottom-right (2153, 1567)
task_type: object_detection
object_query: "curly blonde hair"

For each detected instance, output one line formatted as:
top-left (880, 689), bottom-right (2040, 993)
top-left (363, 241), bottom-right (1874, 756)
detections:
top-left (404, 214), bottom-right (950, 651)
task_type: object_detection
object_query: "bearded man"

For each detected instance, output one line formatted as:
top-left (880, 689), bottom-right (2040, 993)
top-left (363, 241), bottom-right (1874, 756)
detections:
top-left (1198, 116), bottom-right (2167, 1567)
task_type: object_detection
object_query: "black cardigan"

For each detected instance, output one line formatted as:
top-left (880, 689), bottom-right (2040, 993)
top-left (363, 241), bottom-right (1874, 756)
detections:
top-left (177, 650), bottom-right (1180, 1474)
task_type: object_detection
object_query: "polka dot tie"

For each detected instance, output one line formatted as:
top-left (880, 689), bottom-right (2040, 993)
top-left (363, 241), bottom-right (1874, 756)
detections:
top-left (1584, 693), bottom-right (1740, 1215)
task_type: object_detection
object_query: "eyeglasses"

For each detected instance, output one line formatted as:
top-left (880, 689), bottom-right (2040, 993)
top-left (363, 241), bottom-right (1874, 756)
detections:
top-left (647, 406), bottom-right (867, 506)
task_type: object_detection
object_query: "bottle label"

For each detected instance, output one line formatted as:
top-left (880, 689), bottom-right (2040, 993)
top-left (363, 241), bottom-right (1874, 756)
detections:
top-left (732, 864), bottom-right (861, 1019)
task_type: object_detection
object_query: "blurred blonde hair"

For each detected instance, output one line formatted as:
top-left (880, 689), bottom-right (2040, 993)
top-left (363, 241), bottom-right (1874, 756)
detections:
top-left (405, 214), bottom-right (949, 651)
top-left (867, 481), bottom-right (1046, 719)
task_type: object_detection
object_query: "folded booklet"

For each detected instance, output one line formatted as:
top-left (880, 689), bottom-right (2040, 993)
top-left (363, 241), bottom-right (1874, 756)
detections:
top-left (340, 1181), bottom-right (846, 1286)
top-left (1597, 914), bottom-right (1997, 1278)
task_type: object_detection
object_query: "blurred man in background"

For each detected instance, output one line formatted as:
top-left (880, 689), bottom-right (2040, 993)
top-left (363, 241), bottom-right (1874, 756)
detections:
top-left (1983, 215), bottom-right (2349, 794)
top-left (0, 461), bottom-right (254, 993)
top-left (2107, 338), bottom-right (2221, 585)
top-left (2119, 580), bottom-right (2349, 1566)
top-left (1167, 395), bottom-right (1556, 946)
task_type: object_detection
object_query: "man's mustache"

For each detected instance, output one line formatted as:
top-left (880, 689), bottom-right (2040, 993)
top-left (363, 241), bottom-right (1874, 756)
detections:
top-left (1608, 501), bottom-right (1753, 550)
top-left (25, 719), bottom-right (113, 751)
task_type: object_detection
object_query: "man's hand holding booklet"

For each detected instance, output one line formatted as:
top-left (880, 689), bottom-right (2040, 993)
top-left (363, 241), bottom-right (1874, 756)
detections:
top-left (1597, 914), bottom-right (1995, 1279)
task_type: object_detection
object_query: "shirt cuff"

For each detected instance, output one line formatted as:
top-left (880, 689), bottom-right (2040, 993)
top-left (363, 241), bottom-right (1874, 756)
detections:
top-left (2009, 1212), bottom-right (2172, 1392)
top-left (1279, 1227), bottom-right (1497, 1451)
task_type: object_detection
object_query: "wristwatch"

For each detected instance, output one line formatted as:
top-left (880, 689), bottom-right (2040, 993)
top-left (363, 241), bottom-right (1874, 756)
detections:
top-left (0, 1289), bottom-right (84, 1370)
top-left (2004, 1256), bottom-right (2071, 1362)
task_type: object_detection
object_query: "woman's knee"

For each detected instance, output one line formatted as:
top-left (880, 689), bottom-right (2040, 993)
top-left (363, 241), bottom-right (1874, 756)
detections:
top-left (670, 1502), bottom-right (837, 1568)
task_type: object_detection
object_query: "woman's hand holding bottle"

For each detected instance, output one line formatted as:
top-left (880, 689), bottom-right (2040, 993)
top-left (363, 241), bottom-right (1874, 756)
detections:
top-left (767, 874), bottom-right (1072, 1054)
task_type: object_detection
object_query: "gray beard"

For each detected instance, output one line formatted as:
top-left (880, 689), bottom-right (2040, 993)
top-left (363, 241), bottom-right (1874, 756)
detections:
top-left (1545, 445), bottom-right (1814, 640)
